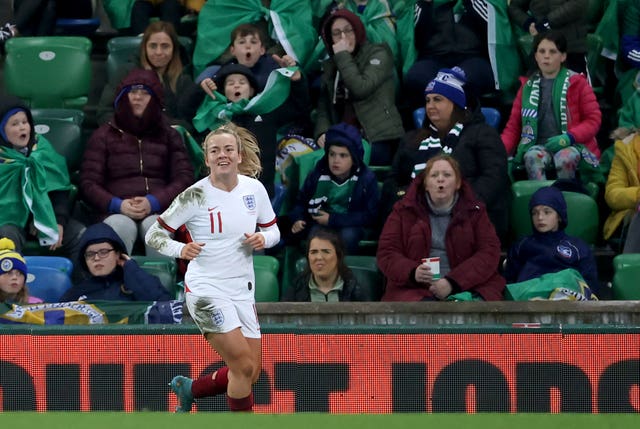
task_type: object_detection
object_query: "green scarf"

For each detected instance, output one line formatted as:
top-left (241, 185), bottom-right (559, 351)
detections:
top-left (192, 0), bottom-right (316, 76)
top-left (192, 66), bottom-right (298, 132)
top-left (519, 67), bottom-right (571, 148)
top-left (0, 136), bottom-right (71, 246)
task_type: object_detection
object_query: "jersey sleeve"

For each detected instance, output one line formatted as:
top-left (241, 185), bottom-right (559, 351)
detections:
top-left (254, 180), bottom-right (280, 248)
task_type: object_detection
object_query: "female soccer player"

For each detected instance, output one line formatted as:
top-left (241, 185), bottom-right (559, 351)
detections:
top-left (145, 123), bottom-right (280, 412)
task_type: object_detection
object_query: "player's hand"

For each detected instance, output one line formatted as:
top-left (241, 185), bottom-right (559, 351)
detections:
top-left (243, 232), bottom-right (265, 251)
top-left (180, 242), bottom-right (205, 260)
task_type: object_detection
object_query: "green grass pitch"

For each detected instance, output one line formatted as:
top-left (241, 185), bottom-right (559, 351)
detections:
top-left (1, 412), bottom-right (637, 429)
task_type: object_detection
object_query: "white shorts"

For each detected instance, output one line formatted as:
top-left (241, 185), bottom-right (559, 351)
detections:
top-left (185, 293), bottom-right (261, 339)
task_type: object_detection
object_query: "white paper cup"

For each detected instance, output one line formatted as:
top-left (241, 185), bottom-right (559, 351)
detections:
top-left (422, 257), bottom-right (440, 280)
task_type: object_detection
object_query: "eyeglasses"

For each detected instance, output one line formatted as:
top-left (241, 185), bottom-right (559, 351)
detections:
top-left (84, 248), bottom-right (115, 260)
top-left (331, 27), bottom-right (354, 38)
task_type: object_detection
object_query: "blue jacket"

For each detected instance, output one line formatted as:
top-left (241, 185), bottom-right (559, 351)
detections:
top-left (289, 125), bottom-right (379, 229)
top-left (504, 229), bottom-right (599, 293)
top-left (59, 223), bottom-right (171, 302)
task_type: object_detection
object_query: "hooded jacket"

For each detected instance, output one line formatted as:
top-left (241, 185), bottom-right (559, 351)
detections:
top-left (289, 123), bottom-right (379, 229)
top-left (504, 186), bottom-right (599, 291)
top-left (315, 9), bottom-right (404, 143)
top-left (377, 175), bottom-right (505, 301)
top-left (80, 69), bottom-right (194, 220)
top-left (59, 222), bottom-right (171, 302)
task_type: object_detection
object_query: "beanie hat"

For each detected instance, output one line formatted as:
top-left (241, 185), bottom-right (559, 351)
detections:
top-left (325, 122), bottom-right (364, 166)
top-left (0, 238), bottom-right (27, 277)
top-left (529, 186), bottom-right (568, 230)
top-left (0, 107), bottom-right (26, 142)
top-left (424, 67), bottom-right (467, 109)
top-left (114, 68), bottom-right (164, 109)
top-left (213, 63), bottom-right (259, 93)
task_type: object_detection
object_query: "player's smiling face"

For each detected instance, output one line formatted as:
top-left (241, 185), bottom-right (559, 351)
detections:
top-left (205, 132), bottom-right (242, 177)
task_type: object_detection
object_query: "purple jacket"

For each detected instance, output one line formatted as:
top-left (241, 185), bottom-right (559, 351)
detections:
top-left (80, 121), bottom-right (193, 217)
top-left (377, 176), bottom-right (505, 301)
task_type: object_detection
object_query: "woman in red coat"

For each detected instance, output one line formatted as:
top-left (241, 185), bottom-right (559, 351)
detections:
top-left (377, 154), bottom-right (504, 301)
top-left (501, 31), bottom-right (601, 181)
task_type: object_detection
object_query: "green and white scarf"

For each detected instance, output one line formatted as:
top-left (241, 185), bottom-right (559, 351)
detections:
top-left (412, 122), bottom-right (464, 178)
top-left (519, 67), bottom-right (571, 147)
top-left (192, 66), bottom-right (298, 132)
top-left (0, 136), bottom-right (71, 246)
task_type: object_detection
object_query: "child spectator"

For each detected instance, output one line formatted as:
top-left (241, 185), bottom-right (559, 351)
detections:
top-left (59, 223), bottom-right (171, 302)
top-left (501, 31), bottom-right (601, 181)
top-left (288, 122), bottom-right (379, 254)
top-left (0, 238), bottom-right (42, 304)
top-left (282, 227), bottom-right (371, 302)
top-left (0, 94), bottom-right (85, 263)
top-left (191, 62), bottom-right (311, 197)
top-left (504, 186), bottom-right (599, 293)
top-left (196, 23), bottom-right (280, 92)
top-left (508, 0), bottom-right (589, 74)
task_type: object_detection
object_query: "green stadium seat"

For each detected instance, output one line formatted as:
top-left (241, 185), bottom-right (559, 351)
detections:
top-left (106, 35), bottom-right (194, 84)
top-left (4, 36), bottom-right (92, 109)
top-left (612, 253), bottom-right (640, 300)
top-left (131, 256), bottom-right (178, 297)
top-left (253, 255), bottom-right (280, 302)
top-left (510, 181), bottom-right (599, 244)
top-left (33, 118), bottom-right (84, 175)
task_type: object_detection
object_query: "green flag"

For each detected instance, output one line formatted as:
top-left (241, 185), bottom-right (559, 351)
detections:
top-left (0, 135), bottom-right (71, 246)
top-left (193, 0), bottom-right (316, 75)
top-left (102, 0), bottom-right (136, 30)
top-left (193, 66), bottom-right (298, 132)
top-left (486, 0), bottom-right (524, 98)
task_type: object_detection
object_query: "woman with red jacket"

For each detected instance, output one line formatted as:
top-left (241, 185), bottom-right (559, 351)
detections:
top-left (377, 155), bottom-right (504, 302)
top-left (501, 31), bottom-right (601, 181)
top-left (80, 68), bottom-right (194, 256)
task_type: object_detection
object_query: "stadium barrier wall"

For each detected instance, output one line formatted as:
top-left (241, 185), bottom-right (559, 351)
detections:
top-left (1, 324), bottom-right (639, 413)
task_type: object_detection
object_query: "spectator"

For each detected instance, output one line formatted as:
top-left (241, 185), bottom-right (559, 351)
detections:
top-left (195, 23), bottom-right (280, 91)
top-left (315, 9), bottom-right (404, 165)
top-left (603, 130), bottom-right (640, 253)
top-left (0, 238), bottom-right (42, 304)
top-left (81, 69), bottom-right (194, 256)
top-left (190, 61), bottom-right (311, 197)
top-left (288, 123), bottom-right (379, 254)
top-left (501, 31), bottom-right (601, 181)
top-left (509, 0), bottom-right (589, 74)
top-left (97, 21), bottom-right (195, 129)
top-left (59, 222), bottom-right (171, 302)
top-left (282, 227), bottom-right (371, 302)
top-left (130, 0), bottom-right (185, 36)
top-left (385, 67), bottom-right (509, 243)
top-left (504, 186), bottom-right (599, 292)
top-left (0, 94), bottom-right (85, 264)
top-left (403, 0), bottom-right (496, 111)
top-left (377, 155), bottom-right (505, 301)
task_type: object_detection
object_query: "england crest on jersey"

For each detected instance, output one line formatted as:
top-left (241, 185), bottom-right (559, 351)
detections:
top-left (243, 194), bottom-right (256, 210)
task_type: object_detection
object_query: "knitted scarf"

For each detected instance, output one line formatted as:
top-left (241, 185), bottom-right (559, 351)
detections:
top-left (0, 136), bottom-right (71, 246)
top-left (412, 122), bottom-right (464, 178)
top-left (519, 67), bottom-right (570, 146)
top-left (192, 66), bottom-right (298, 132)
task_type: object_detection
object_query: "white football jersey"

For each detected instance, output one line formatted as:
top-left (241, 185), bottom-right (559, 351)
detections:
top-left (152, 175), bottom-right (277, 299)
